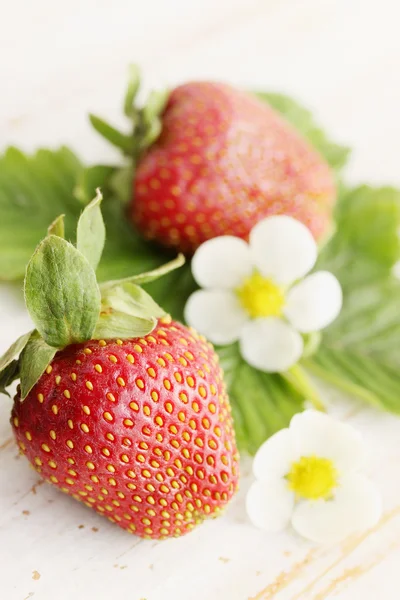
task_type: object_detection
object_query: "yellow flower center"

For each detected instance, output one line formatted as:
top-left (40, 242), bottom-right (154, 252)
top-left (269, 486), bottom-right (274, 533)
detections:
top-left (236, 272), bottom-right (285, 318)
top-left (286, 455), bottom-right (338, 500)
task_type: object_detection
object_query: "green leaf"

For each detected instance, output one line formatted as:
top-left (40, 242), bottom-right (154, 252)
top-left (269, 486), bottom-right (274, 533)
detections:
top-left (74, 164), bottom-right (115, 205)
top-left (142, 89), bottom-right (169, 125)
top-left (138, 119), bottom-right (162, 152)
top-left (89, 114), bottom-right (134, 153)
top-left (77, 189), bottom-right (106, 271)
top-left (100, 253), bottom-right (185, 290)
top-left (305, 274), bottom-right (400, 413)
top-left (304, 348), bottom-right (395, 412)
top-left (96, 191), bottom-right (167, 282)
top-left (93, 310), bottom-right (156, 340)
top-left (144, 263), bottom-right (197, 322)
top-left (24, 235), bottom-right (101, 348)
top-left (47, 214), bottom-right (65, 238)
top-left (19, 331), bottom-right (57, 399)
top-left (306, 184), bottom-right (400, 414)
top-left (320, 277), bottom-right (400, 369)
top-left (0, 147), bottom-right (83, 280)
top-left (109, 165), bottom-right (134, 205)
top-left (334, 185), bottom-right (400, 267)
top-left (255, 92), bottom-right (350, 171)
top-left (96, 189), bottom-right (193, 314)
top-left (136, 89), bottom-right (169, 151)
top-left (0, 149), bottom-right (173, 288)
top-left (90, 74), bottom-right (169, 159)
top-left (0, 330), bottom-right (32, 373)
top-left (0, 360), bottom-right (20, 396)
top-left (124, 64), bottom-right (141, 117)
top-left (101, 282), bottom-right (165, 321)
top-left (217, 344), bottom-right (305, 454)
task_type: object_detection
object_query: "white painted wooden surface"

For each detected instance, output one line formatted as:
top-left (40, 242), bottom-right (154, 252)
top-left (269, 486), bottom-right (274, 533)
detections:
top-left (1, 1), bottom-right (400, 598)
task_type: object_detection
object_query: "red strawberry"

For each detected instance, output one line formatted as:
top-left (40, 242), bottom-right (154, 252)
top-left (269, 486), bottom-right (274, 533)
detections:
top-left (131, 82), bottom-right (336, 253)
top-left (1, 192), bottom-right (239, 539)
top-left (12, 318), bottom-right (238, 539)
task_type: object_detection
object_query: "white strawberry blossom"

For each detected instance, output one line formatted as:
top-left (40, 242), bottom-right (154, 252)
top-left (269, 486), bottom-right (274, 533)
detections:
top-left (246, 410), bottom-right (382, 543)
top-left (185, 216), bottom-right (342, 372)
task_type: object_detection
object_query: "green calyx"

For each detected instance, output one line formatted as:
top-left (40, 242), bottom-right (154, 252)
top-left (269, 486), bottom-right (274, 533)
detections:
top-left (0, 189), bottom-right (184, 399)
top-left (89, 64), bottom-right (169, 165)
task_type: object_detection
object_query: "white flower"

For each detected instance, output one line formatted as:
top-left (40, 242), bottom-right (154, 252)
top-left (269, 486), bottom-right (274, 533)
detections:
top-left (246, 410), bottom-right (382, 544)
top-left (184, 216), bottom-right (342, 372)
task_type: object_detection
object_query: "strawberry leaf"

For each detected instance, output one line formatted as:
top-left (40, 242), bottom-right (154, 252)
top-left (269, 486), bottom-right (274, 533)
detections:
top-left (333, 185), bottom-right (400, 267)
top-left (305, 273), bottom-right (400, 413)
top-left (19, 331), bottom-right (58, 399)
top-left (0, 330), bottom-right (32, 373)
top-left (0, 147), bottom-right (83, 280)
top-left (100, 253), bottom-right (185, 290)
top-left (217, 344), bottom-right (305, 454)
top-left (143, 262), bottom-right (197, 321)
top-left (0, 149), bottom-right (167, 283)
top-left (74, 165), bottom-right (115, 205)
top-left (123, 64), bottom-right (141, 118)
top-left (88, 114), bottom-right (134, 153)
top-left (0, 330), bottom-right (33, 396)
top-left (93, 311), bottom-right (156, 340)
top-left (47, 214), bottom-right (65, 238)
top-left (76, 189), bottom-right (106, 271)
top-left (0, 360), bottom-right (20, 397)
top-left (101, 282), bottom-right (165, 321)
top-left (304, 347), bottom-right (399, 413)
top-left (99, 193), bottom-right (169, 282)
top-left (90, 67), bottom-right (168, 162)
top-left (72, 161), bottom-right (170, 283)
top-left (25, 236), bottom-right (101, 348)
top-left (303, 185), bottom-right (400, 413)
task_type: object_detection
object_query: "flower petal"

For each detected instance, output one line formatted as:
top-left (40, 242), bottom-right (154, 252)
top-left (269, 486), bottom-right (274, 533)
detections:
top-left (250, 216), bottom-right (317, 286)
top-left (284, 271), bottom-right (343, 333)
top-left (246, 479), bottom-right (295, 532)
top-left (239, 317), bottom-right (304, 373)
top-left (291, 474), bottom-right (382, 544)
top-left (184, 289), bottom-right (248, 345)
top-left (191, 236), bottom-right (253, 289)
top-left (253, 428), bottom-right (296, 482)
top-left (290, 410), bottom-right (366, 475)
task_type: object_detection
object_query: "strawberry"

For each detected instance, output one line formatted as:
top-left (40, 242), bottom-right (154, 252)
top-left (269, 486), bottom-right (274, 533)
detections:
top-left (90, 70), bottom-right (336, 254)
top-left (1, 192), bottom-right (239, 539)
top-left (132, 82), bottom-right (336, 253)
top-left (12, 319), bottom-right (238, 538)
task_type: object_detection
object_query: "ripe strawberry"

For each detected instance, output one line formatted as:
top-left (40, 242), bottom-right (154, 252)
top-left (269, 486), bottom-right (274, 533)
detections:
top-left (131, 82), bottom-right (336, 253)
top-left (0, 192), bottom-right (239, 539)
top-left (12, 318), bottom-right (238, 538)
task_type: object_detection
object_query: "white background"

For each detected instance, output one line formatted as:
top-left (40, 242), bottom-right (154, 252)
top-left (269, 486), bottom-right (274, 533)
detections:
top-left (1, 1), bottom-right (400, 599)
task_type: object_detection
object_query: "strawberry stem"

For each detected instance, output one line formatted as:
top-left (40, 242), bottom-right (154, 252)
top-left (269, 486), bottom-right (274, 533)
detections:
top-left (283, 364), bottom-right (325, 411)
